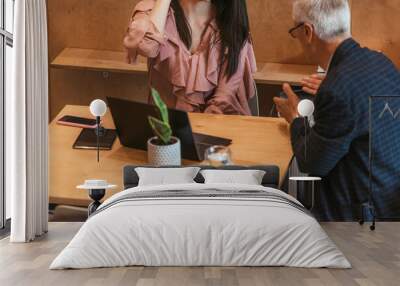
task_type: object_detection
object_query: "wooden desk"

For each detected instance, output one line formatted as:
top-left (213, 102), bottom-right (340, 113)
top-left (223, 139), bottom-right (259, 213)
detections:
top-left (51, 48), bottom-right (317, 86)
top-left (50, 105), bottom-right (293, 206)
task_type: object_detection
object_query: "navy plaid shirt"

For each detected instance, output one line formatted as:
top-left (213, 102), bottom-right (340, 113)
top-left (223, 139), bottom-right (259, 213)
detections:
top-left (291, 38), bottom-right (400, 221)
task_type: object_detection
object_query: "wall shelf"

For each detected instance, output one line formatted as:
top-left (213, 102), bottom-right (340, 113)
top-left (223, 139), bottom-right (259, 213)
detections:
top-left (51, 48), bottom-right (317, 86)
top-left (51, 48), bottom-right (148, 75)
top-left (254, 62), bottom-right (318, 86)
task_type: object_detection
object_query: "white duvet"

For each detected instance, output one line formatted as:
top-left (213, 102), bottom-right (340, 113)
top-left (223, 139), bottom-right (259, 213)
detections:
top-left (50, 183), bottom-right (351, 269)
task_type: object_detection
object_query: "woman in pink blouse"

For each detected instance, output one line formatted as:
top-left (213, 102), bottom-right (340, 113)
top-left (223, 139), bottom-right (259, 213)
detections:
top-left (123, 0), bottom-right (257, 115)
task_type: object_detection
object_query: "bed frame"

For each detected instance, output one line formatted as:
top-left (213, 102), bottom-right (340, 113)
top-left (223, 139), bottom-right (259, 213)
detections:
top-left (123, 165), bottom-right (280, 189)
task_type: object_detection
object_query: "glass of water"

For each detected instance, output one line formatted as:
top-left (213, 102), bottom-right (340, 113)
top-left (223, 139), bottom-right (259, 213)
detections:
top-left (204, 146), bottom-right (233, 167)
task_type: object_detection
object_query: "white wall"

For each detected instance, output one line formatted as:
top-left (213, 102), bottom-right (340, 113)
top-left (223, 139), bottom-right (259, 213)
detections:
top-left (5, 0), bottom-right (15, 220)
top-left (5, 44), bottom-right (13, 219)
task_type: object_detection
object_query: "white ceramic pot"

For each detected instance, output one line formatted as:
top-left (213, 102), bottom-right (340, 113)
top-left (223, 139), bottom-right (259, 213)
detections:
top-left (147, 136), bottom-right (181, 166)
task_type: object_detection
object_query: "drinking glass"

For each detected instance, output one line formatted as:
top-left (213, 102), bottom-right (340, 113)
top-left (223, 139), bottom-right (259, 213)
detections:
top-left (204, 146), bottom-right (233, 167)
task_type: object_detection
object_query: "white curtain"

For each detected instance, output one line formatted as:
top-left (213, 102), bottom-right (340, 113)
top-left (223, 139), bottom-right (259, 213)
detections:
top-left (8, 0), bottom-right (49, 242)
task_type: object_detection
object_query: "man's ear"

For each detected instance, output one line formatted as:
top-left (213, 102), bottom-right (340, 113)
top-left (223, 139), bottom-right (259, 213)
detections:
top-left (304, 23), bottom-right (314, 44)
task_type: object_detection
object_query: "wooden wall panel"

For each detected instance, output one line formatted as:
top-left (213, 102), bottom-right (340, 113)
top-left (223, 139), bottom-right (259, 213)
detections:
top-left (47, 0), bottom-right (310, 119)
top-left (47, 0), bottom-right (309, 63)
top-left (47, 0), bottom-right (140, 61)
top-left (47, 0), bottom-right (144, 119)
top-left (49, 69), bottom-right (149, 119)
top-left (47, 0), bottom-right (400, 119)
top-left (351, 0), bottom-right (400, 69)
top-left (248, 0), bottom-right (314, 64)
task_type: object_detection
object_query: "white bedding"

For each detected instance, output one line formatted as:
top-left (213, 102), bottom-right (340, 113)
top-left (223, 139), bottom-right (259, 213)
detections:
top-left (50, 183), bottom-right (351, 269)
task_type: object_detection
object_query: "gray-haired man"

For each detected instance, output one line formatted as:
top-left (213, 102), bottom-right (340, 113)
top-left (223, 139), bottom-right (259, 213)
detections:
top-left (274, 0), bottom-right (400, 221)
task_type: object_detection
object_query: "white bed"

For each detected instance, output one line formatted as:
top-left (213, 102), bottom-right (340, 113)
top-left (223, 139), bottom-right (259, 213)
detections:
top-left (50, 183), bottom-right (350, 269)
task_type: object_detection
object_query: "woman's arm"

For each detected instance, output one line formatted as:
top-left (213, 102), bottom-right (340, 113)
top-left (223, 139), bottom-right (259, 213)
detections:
top-left (204, 65), bottom-right (246, 114)
top-left (123, 0), bottom-right (171, 62)
top-left (204, 42), bottom-right (257, 115)
top-left (149, 0), bottom-right (172, 34)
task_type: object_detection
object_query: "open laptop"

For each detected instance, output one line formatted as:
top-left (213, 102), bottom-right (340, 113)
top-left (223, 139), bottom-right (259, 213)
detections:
top-left (107, 97), bottom-right (232, 161)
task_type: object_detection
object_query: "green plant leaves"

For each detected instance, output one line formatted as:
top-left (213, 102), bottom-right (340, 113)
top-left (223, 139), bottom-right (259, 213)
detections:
top-left (151, 88), bottom-right (169, 124)
top-left (148, 116), bottom-right (172, 145)
top-left (148, 88), bottom-right (173, 145)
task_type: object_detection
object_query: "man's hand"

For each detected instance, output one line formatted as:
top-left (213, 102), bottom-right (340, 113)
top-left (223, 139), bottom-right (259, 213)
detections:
top-left (273, 83), bottom-right (300, 124)
top-left (301, 73), bottom-right (325, 95)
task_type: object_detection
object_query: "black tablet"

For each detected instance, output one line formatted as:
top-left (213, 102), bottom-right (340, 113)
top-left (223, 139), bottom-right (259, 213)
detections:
top-left (73, 128), bottom-right (117, 150)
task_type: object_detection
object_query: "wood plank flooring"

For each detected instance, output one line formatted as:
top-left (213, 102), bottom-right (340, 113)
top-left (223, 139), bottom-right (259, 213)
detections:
top-left (0, 222), bottom-right (399, 286)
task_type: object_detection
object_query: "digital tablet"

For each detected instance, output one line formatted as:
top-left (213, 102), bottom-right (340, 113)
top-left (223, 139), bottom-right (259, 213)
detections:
top-left (73, 128), bottom-right (117, 150)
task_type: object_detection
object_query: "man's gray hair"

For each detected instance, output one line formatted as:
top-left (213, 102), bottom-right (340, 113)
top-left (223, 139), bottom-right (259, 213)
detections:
top-left (292, 0), bottom-right (351, 41)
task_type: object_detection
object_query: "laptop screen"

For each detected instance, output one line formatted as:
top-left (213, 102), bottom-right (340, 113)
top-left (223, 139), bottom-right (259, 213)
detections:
top-left (107, 97), bottom-right (200, 161)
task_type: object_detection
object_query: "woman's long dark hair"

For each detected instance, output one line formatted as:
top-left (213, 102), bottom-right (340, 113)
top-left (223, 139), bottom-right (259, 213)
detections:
top-left (170, 0), bottom-right (250, 79)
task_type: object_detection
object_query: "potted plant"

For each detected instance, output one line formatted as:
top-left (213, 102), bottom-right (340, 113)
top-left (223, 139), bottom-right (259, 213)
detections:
top-left (147, 88), bottom-right (181, 166)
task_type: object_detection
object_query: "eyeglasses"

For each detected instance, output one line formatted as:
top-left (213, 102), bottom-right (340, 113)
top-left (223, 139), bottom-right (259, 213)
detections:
top-left (288, 23), bottom-right (304, 38)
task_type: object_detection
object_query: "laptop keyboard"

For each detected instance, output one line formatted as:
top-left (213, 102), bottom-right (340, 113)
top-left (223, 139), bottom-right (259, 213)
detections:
top-left (192, 133), bottom-right (232, 146)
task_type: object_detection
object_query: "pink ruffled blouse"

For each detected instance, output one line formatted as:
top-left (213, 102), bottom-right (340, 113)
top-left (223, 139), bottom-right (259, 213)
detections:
top-left (124, 0), bottom-right (257, 115)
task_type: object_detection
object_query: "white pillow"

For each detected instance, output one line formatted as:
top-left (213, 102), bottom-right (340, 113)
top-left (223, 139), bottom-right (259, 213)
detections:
top-left (200, 169), bottom-right (266, 185)
top-left (135, 167), bottom-right (201, 186)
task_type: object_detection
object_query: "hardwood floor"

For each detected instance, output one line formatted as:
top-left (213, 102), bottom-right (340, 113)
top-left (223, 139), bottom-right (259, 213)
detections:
top-left (0, 222), bottom-right (399, 286)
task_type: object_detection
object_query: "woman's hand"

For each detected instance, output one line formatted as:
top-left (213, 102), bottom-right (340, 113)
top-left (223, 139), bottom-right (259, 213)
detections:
top-left (301, 73), bottom-right (326, 95)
